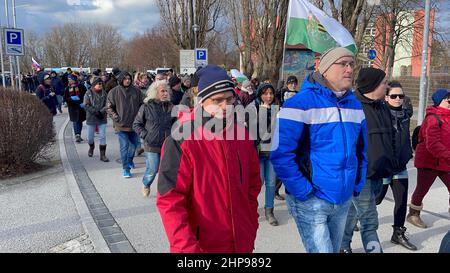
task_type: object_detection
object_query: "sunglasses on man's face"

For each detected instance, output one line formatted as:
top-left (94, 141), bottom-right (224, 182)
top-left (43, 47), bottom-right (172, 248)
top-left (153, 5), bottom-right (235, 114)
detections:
top-left (389, 94), bottom-right (405, 100)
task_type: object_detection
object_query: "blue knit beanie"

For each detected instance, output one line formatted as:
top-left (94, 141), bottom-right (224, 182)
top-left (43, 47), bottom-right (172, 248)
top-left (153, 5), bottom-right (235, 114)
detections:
top-left (197, 65), bottom-right (235, 103)
top-left (432, 89), bottom-right (450, 107)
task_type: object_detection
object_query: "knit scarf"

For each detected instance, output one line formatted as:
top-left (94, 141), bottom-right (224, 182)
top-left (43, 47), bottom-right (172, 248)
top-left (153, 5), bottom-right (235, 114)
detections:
top-left (389, 105), bottom-right (406, 132)
top-left (68, 85), bottom-right (81, 96)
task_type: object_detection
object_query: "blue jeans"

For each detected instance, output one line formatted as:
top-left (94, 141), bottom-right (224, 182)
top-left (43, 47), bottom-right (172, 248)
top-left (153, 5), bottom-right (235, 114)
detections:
top-left (73, 121), bottom-right (83, 135)
top-left (341, 178), bottom-right (383, 253)
top-left (286, 193), bottom-right (351, 253)
top-left (143, 152), bottom-right (160, 188)
top-left (260, 155), bottom-right (276, 209)
top-left (87, 124), bottom-right (106, 145)
top-left (117, 131), bottom-right (140, 171)
top-left (56, 95), bottom-right (63, 112)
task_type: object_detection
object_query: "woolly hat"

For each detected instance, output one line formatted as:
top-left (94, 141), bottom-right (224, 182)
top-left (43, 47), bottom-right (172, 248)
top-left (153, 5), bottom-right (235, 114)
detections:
top-left (43, 74), bottom-right (51, 81)
top-left (318, 47), bottom-right (355, 74)
top-left (112, 67), bottom-right (121, 77)
top-left (91, 76), bottom-right (103, 87)
top-left (197, 65), bottom-right (235, 103)
top-left (432, 88), bottom-right (450, 107)
top-left (168, 76), bottom-right (181, 88)
top-left (356, 68), bottom-right (386, 94)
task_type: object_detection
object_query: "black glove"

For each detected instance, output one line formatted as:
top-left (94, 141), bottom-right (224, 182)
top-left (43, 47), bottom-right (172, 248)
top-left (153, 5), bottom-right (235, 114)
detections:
top-left (95, 111), bottom-right (104, 120)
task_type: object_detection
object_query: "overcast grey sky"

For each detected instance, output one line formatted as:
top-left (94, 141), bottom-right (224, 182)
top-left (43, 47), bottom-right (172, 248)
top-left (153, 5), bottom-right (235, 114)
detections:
top-left (0, 0), bottom-right (160, 39)
top-left (0, 0), bottom-right (448, 41)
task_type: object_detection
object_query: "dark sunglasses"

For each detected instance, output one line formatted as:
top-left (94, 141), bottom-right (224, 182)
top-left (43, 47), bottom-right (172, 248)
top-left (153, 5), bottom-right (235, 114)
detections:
top-left (389, 94), bottom-right (405, 99)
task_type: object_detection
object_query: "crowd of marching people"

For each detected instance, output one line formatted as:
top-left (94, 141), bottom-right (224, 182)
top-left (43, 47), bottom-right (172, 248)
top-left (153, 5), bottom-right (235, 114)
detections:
top-left (31, 46), bottom-right (450, 254)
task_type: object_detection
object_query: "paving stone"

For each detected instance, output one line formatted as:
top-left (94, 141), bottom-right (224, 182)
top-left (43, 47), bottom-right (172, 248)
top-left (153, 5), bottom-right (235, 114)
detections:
top-left (109, 242), bottom-right (135, 253)
top-left (104, 234), bottom-right (128, 244)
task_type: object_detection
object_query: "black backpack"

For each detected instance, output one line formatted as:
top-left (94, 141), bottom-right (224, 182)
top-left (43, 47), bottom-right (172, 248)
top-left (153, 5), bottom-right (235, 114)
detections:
top-left (411, 113), bottom-right (442, 151)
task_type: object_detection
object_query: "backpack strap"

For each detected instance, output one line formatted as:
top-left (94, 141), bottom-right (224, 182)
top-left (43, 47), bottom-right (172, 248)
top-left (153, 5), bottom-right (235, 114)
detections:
top-left (428, 113), bottom-right (443, 128)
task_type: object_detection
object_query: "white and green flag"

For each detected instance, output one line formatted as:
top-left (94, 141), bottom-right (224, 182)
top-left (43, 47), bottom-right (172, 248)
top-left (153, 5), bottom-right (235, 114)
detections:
top-left (286, 0), bottom-right (357, 54)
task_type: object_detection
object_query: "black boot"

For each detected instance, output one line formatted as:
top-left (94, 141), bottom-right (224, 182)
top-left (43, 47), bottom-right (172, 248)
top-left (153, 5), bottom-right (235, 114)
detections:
top-left (391, 226), bottom-right (417, 251)
top-left (88, 143), bottom-right (95, 157)
top-left (99, 145), bottom-right (110, 162)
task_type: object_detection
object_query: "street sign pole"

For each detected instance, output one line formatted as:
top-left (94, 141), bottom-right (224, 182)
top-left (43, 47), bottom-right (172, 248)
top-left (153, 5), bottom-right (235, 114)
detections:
top-left (5, 0), bottom-right (14, 89)
top-left (0, 22), bottom-right (5, 87)
top-left (12, 0), bottom-right (21, 91)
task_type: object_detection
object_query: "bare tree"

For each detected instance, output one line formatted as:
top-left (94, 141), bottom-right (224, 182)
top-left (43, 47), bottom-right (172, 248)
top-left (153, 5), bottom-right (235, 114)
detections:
top-left (374, 0), bottom-right (431, 78)
top-left (227, 0), bottom-right (288, 83)
top-left (41, 23), bottom-right (123, 69)
top-left (124, 27), bottom-right (179, 72)
top-left (207, 31), bottom-right (240, 69)
top-left (89, 23), bottom-right (124, 69)
top-left (156, 0), bottom-right (225, 50)
top-left (253, 0), bottom-right (289, 83)
top-left (227, 0), bottom-right (256, 75)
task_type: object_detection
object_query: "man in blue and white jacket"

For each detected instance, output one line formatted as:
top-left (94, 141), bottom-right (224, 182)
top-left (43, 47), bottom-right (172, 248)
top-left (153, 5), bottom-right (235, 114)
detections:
top-left (270, 47), bottom-right (368, 253)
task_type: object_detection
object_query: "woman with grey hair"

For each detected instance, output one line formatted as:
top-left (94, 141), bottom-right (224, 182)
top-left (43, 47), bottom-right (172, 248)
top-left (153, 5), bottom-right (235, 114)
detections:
top-left (133, 81), bottom-right (175, 197)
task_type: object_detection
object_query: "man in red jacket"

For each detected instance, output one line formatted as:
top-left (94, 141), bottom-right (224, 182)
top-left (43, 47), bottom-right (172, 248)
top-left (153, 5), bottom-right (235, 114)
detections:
top-left (407, 89), bottom-right (450, 228)
top-left (157, 65), bottom-right (262, 253)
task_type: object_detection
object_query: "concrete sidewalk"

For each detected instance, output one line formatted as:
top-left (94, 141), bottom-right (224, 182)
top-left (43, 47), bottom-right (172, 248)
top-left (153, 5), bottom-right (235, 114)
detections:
top-left (0, 112), bottom-right (88, 253)
top-left (71, 118), bottom-right (449, 253)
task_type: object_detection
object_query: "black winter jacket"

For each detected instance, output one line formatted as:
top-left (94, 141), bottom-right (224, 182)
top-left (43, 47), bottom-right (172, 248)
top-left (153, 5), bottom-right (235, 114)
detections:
top-left (388, 106), bottom-right (413, 173)
top-left (36, 84), bottom-right (57, 116)
top-left (356, 90), bottom-right (397, 180)
top-left (133, 100), bottom-right (174, 153)
top-left (64, 84), bottom-right (87, 123)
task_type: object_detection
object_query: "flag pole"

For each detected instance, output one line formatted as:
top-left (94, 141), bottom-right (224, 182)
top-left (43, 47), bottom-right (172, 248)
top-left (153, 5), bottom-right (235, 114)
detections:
top-left (280, 0), bottom-right (292, 88)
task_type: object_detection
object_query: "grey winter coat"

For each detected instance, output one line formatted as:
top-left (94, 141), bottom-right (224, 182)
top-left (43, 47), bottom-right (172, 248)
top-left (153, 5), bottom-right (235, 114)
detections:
top-left (84, 89), bottom-right (108, 125)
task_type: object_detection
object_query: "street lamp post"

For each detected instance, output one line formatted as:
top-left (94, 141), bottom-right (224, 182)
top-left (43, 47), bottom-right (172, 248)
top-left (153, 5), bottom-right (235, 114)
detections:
top-left (193, 24), bottom-right (199, 50)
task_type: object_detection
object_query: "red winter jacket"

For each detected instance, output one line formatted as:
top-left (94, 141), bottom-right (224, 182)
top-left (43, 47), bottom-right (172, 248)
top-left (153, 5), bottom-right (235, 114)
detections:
top-left (414, 106), bottom-right (450, 171)
top-left (156, 109), bottom-right (261, 253)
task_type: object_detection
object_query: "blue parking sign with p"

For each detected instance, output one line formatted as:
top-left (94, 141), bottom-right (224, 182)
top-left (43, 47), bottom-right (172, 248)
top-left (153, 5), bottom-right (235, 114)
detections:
top-left (197, 50), bottom-right (206, 60)
top-left (4, 28), bottom-right (24, 55)
top-left (7, 31), bottom-right (22, 45)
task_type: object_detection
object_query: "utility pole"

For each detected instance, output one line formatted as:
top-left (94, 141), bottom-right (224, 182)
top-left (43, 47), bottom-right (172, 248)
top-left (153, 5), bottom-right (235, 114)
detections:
top-left (417, 0), bottom-right (431, 125)
top-left (12, 0), bottom-right (21, 91)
